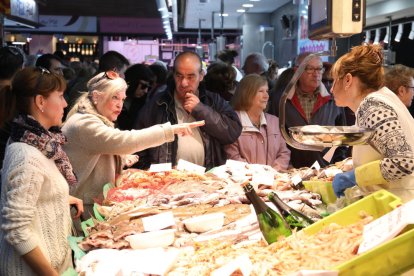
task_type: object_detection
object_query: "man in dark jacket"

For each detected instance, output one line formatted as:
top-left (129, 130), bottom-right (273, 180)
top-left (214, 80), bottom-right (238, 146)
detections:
top-left (134, 51), bottom-right (242, 169)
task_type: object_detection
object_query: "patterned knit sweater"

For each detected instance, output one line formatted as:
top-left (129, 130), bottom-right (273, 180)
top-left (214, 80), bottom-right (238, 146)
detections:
top-left (0, 143), bottom-right (72, 275)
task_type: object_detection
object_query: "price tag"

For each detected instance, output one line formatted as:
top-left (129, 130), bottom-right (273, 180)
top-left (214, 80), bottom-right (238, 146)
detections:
top-left (290, 270), bottom-right (338, 276)
top-left (226, 159), bottom-right (248, 180)
top-left (323, 146), bottom-right (337, 163)
top-left (211, 254), bottom-right (253, 276)
top-left (251, 171), bottom-right (275, 186)
top-left (226, 159), bottom-right (248, 171)
top-left (142, 211), bottom-right (176, 232)
top-left (149, 163), bottom-right (172, 172)
top-left (176, 159), bottom-right (206, 174)
top-left (310, 161), bottom-right (321, 171)
top-left (358, 199), bottom-right (414, 254)
top-left (291, 174), bottom-right (303, 188)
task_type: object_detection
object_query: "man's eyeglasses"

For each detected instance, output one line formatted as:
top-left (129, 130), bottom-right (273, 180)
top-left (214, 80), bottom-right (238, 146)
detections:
top-left (405, 86), bottom-right (414, 90)
top-left (304, 66), bottom-right (325, 74)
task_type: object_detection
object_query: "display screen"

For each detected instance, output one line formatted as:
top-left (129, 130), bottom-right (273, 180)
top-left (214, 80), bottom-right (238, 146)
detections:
top-left (311, 0), bottom-right (327, 25)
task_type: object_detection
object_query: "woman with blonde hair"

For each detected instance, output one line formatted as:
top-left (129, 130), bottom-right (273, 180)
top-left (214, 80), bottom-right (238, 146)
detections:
top-left (63, 71), bottom-right (203, 217)
top-left (225, 74), bottom-right (290, 171)
top-left (330, 45), bottom-right (414, 202)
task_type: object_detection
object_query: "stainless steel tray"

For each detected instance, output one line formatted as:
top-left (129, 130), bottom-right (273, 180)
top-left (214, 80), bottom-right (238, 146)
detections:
top-left (289, 125), bottom-right (374, 147)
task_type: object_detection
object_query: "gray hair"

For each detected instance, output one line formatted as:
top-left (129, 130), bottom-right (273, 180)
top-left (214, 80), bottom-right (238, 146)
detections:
top-left (87, 72), bottom-right (127, 99)
top-left (246, 52), bottom-right (269, 72)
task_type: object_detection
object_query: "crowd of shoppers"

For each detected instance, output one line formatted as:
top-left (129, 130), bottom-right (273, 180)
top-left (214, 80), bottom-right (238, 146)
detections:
top-left (0, 42), bottom-right (414, 274)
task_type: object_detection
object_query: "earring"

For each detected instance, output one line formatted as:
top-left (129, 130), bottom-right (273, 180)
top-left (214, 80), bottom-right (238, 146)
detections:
top-left (41, 109), bottom-right (44, 113)
top-left (94, 101), bottom-right (97, 105)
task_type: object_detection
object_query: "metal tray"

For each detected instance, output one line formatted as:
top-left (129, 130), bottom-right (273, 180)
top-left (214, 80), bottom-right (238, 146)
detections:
top-left (289, 125), bottom-right (374, 147)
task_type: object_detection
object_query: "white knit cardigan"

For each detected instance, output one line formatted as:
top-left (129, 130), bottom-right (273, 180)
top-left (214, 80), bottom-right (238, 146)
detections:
top-left (62, 99), bottom-right (175, 206)
top-left (0, 143), bottom-right (72, 275)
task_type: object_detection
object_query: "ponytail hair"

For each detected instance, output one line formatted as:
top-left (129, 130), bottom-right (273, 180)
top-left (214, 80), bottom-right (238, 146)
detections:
top-left (0, 84), bottom-right (17, 127)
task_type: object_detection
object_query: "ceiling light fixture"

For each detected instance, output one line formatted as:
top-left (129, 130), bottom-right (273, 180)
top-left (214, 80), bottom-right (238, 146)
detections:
top-left (242, 4), bottom-right (254, 8)
top-left (394, 24), bottom-right (403, 42)
top-left (156, 0), bottom-right (172, 39)
top-left (364, 30), bottom-right (371, 44)
top-left (409, 22), bottom-right (414, 40)
top-left (237, 9), bottom-right (246, 13)
top-left (383, 26), bottom-right (389, 44)
top-left (373, 28), bottom-right (380, 45)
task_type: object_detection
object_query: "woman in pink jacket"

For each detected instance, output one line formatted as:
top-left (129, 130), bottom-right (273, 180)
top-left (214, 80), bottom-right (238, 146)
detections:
top-left (225, 74), bottom-right (290, 171)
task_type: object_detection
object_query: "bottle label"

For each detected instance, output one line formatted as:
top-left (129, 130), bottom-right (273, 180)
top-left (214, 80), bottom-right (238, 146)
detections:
top-left (242, 183), bottom-right (254, 193)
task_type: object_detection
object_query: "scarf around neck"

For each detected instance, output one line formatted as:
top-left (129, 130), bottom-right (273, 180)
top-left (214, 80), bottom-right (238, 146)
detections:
top-left (10, 114), bottom-right (78, 186)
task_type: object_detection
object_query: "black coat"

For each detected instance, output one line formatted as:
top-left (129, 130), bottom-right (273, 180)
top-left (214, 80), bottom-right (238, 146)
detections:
top-left (133, 83), bottom-right (242, 170)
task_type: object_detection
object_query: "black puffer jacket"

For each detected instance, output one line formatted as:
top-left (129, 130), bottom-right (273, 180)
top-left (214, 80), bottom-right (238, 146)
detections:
top-left (134, 83), bottom-right (242, 170)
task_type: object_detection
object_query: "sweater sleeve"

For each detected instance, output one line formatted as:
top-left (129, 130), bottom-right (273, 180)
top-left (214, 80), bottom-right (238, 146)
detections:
top-left (1, 152), bottom-right (44, 255)
top-left (357, 98), bottom-right (414, 181)
top-left (68, 114), bottom-right (174, 155)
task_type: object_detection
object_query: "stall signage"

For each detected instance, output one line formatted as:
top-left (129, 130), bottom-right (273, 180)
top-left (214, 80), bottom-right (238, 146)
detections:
top-left (142, 211), bottom-right (175, 232)
top-left (10, 0), bottom-right (38, 22)
top-left (100, 17), bottom-right (163, 34)
top-left (176, 159), bottom-right (206, 174)
top-left (36, 15), bottom-right (97, 33)
top-left (358, 199), bottom-right (414, 254)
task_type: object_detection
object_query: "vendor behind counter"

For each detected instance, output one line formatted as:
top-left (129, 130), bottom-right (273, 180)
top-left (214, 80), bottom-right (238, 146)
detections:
top-left (330, 45), bottom-right (414, 202)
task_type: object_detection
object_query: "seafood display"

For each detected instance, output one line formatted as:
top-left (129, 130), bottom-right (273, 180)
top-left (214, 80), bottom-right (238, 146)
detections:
top-left (76, 215), bottom-right (373, 275)
top-left (167, 215), bottom-right (373, 275)
top-left (78, 204), bottom-right (253, 252)
top-left (74, 160), bottom-right (380, 275)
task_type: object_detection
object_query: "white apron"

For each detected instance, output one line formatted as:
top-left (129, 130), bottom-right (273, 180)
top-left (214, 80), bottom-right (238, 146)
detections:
top-left (353, 87), bottom-right (414, 203)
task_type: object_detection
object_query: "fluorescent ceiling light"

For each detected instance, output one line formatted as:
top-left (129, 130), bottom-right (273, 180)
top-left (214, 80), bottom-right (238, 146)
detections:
top-left (218, 13), bottom-right (228, 16)
top-left (237, 9), bottom-right (246, 13)
top-left (242, 4), bottom-right (254, 8)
